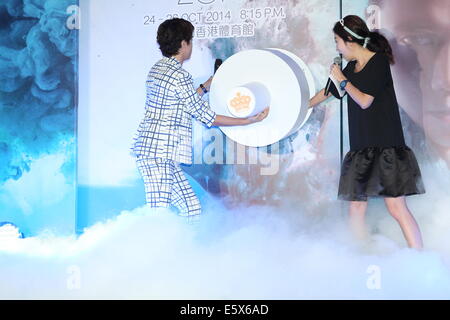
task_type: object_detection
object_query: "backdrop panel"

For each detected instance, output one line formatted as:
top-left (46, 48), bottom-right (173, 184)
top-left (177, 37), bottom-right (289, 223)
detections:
top-left (0, 0), bottom-right (78, 236)
top-left (77, 0), bottom-right (343, 232)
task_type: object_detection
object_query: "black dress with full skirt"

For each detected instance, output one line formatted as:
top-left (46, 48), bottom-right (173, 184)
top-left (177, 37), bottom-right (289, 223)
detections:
top-left (330, 53), bottom-right (425, 201)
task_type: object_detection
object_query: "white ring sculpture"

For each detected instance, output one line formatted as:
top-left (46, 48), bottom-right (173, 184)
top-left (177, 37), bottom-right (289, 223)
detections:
top-left (209, 48), bottom-right (315, 147)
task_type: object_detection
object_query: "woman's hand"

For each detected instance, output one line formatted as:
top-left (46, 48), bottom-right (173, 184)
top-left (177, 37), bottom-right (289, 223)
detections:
top-left (330, 63), bottom-right (346, 82)
top-left (247, 107), bottom-right (270, 124)
top-left (309, 88), bottom-right (331, 108)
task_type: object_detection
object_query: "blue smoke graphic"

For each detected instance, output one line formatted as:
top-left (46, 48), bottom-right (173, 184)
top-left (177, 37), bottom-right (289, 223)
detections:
top-left (0, 0), bottom-right (78, 235)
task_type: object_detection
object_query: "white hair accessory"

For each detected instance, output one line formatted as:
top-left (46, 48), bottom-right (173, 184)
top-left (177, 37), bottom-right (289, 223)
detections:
top-left (339, 19), bottom-right (370, 48)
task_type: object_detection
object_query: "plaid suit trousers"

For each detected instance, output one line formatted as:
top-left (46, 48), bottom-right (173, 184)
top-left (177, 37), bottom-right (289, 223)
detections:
top-left (136, 157), bottom-right (201, 221)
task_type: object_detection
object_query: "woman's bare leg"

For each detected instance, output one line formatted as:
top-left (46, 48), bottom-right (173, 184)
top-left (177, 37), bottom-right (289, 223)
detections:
top-left (384, 196), bottom-right (423, 250)
top-left (349, 201), bottom-right (369, 242)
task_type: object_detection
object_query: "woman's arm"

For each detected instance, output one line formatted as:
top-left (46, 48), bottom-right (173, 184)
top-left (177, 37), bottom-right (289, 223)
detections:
top-left (309, 88), bottom-right (332, 108)
top-left (330, 64), bottom-right (374, 109)
top-left (342, 82), bottom-right (374, 109)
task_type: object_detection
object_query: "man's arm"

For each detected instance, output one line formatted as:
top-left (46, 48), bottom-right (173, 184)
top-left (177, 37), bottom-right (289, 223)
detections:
top-left (191, 75), bottom-right (269, 126)
top-left (211, 107), bottom-right (269, 126)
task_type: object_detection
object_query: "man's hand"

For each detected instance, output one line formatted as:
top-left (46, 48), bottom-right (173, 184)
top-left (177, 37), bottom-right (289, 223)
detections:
top-left (203, 76), bottom-right (213, 91)
top-left (247, 107), bottom-right (270, 124)
top-left (197, 76), bottom-right (213, 96)
top-left (212, 107), bottom-right (269, 127)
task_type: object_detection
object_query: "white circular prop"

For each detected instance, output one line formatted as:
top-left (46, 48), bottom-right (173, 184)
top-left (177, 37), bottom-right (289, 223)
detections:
top-left (226, 82), bottom-right (271, 118)
top-left (209, 48), bottom-right (315, 147)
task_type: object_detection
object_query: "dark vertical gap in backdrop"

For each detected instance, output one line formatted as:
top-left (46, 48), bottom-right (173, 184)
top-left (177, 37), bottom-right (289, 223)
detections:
top-left (339, 0), bottom-right (344, 217)
top-left (339, 0), bottom-right (343, 164)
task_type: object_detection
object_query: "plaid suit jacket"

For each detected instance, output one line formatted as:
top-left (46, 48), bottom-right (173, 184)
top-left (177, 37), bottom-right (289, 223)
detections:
top-left (131, 57), bottom-right (216, 164)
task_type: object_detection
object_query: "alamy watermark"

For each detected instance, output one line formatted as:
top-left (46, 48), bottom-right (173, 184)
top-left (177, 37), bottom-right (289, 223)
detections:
top-left (366, 5), bottom-right (381, 30)
top-left (366, 264), bottom-right (382, 290)
top-left (192, 127), bottom-right (281, 176)
top-left (66, 5), bottom-right (80, 30)
top-left (66, 265), bottom-right (81, 290)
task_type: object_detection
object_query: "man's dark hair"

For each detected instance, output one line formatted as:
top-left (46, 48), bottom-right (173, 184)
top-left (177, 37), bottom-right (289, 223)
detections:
top-left (157, 18), bottom-right (194, 57)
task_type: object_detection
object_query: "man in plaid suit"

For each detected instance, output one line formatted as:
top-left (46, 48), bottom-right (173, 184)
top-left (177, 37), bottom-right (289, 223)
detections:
top-left (132, 18), bottom-right (269, 221)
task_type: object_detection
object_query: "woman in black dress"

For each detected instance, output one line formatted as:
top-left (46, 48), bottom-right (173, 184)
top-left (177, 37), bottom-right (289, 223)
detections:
top-left (309, 15), bottom-right (425, 249)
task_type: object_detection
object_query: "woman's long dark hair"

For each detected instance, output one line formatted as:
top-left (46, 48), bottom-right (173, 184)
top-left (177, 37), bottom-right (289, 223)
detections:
top-left (333, 15), bottom-right (394, 64)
